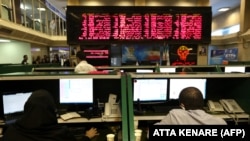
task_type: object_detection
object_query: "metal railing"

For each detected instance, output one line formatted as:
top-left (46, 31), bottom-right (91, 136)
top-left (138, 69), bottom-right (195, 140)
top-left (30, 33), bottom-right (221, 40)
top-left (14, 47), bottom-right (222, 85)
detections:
top-left (0, 0), bottom-right (66, 36)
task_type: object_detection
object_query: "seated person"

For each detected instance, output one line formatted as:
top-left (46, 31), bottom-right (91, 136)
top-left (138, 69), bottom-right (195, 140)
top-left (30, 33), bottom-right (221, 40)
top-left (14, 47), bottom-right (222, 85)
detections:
top-left (154, 87), bottom-right (227, 125)
top-left (182, 67), bottom-right (193, 72)
top-left (74, 51), bottom-right (97, 73)
top-left (21, 55), bottom-right (28, 65)
top-left (3, 89), bottom-right (99, 141)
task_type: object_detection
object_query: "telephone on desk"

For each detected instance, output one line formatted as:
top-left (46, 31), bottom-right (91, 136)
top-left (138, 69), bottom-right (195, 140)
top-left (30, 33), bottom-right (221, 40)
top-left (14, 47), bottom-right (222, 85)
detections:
top-left (103, 94), bottom-right (121, 118)
top-left (207, 99), bottom-right (245, 113)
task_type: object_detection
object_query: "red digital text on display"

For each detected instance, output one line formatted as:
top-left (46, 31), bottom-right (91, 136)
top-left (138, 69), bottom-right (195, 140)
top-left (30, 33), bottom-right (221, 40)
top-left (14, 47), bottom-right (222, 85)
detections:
top-left (77, 13), bottom-right (203, 41)
top-left (83, 50), bottom-right (109, 59)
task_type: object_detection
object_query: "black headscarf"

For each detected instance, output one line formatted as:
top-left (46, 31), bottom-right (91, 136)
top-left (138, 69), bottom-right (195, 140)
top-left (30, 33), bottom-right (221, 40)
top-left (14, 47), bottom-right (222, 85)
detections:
top-left (3, 89), bottom-right (76, 141)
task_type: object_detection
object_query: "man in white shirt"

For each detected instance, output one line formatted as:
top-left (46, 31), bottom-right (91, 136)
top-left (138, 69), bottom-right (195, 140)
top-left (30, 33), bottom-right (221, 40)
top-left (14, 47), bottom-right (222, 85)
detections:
top-left (74, 51), bottom-right (97, 73)
top-left (155, 87), bottom-right (227, 125)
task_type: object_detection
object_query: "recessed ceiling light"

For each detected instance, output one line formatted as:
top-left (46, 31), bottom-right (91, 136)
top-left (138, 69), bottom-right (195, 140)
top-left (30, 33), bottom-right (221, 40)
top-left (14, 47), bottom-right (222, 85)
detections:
top-left (0, 39), bottom-right (10, 42)
top-left (218, 7), bottom-right (230, 12)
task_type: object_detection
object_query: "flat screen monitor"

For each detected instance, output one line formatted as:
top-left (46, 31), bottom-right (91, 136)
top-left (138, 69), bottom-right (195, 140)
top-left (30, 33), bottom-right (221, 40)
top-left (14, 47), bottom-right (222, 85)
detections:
top-left (169, 78), bottom-right (207, 99)
top-left (160, 68), bottom-right (176, 73)
top-left (136, 69), bottom-right (154, 73)
top-left (133, 78), bottom-right (168, 103)
top-left (3, 92), bottom-right (32, 115)
top-left (224, 66), bottom-right (245, 73)
top-left (59, 78), bottom-right (93, 104)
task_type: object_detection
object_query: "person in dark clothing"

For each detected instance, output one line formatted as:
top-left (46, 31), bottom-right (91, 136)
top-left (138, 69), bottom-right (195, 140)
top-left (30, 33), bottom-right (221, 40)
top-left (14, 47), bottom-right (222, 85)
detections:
top-left (3, 89), bottom-right (99, 141)
top-left (182, 67), bottom-right (193, 72)
top-left (21, 55), bottom-right (28, 64)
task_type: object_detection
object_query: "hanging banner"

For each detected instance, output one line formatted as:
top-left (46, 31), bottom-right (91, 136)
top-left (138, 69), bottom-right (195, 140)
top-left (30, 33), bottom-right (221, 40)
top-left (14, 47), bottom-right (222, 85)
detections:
top-left (169, 44), bottom-right (198, 66)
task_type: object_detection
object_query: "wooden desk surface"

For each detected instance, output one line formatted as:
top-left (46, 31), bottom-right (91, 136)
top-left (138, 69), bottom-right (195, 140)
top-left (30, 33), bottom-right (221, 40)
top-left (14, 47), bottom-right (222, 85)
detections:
top-left (134, 113), bottom-right (250, 121)
top-left (58, 116), bottom-right (121, 123)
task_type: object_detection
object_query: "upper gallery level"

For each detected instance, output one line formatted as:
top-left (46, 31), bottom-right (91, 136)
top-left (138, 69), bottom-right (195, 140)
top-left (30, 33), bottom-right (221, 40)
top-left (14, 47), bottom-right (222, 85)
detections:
top-left (0, 0), bottom-right (249, 46)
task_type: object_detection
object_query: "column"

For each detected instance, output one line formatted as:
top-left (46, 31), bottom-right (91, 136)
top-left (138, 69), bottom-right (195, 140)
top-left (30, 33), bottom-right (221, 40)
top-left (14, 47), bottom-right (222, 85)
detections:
top-left (239, 0), bottom-right (250, 61)
top-left (14, 0), bottom-right (22, 24)
top-left (240, 0), bottom-right (250, 32)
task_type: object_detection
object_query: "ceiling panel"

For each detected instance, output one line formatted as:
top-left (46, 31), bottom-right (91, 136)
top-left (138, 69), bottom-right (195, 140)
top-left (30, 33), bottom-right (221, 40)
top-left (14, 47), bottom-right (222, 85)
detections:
top-left (49, 0), bottom-right (241, 18)
top-left (210, 0), bottom-right (240, 17)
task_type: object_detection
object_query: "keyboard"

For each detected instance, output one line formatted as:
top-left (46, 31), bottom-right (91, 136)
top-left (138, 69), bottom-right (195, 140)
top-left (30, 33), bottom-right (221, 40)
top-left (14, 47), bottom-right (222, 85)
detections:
top-left (152, 105), bottom-right (179, 113)
top-left (4, 114), bottom-right (23, 124)
top-left (144, 111), bottom-right (167, 116)
top-left (134, 106), bottom-right (180, 116)
top-left (79, 109), bottom-right (102, 119)
top-left (68, 127), bottom-right (86, 141)
top-left (69, 127), bottom-right (86, 136)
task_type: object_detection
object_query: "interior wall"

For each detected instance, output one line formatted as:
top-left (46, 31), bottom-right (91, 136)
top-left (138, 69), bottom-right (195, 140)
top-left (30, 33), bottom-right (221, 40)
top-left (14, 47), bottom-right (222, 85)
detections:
top-left (212, 7), bottom-right (240, 31)
top-left (238, 44), bottom-right (250, 61)
top-left (0, 42), bottom-right (31, 64)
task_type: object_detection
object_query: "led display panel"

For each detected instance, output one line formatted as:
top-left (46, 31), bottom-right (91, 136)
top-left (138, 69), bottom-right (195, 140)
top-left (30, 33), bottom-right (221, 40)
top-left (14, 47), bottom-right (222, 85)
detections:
top-left (66, 6), bottom-right (212, 44)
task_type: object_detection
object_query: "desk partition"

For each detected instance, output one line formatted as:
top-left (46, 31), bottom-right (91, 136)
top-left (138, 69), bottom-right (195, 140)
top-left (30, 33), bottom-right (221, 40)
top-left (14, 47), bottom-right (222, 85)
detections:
top-left (0, 72), bottom-right (129, 141)
top-left (127, 72), bottom-right (250, 141)
top-left (1, 72), bottom-right (250, 141)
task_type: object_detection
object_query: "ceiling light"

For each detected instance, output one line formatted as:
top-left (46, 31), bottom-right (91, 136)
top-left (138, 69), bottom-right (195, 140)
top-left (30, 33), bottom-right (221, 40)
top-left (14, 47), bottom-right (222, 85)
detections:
top-left (218, 7), bottom-right (230, 12)
top-left (0, 39), bottom-right (10, 42)
top-left (37, 7), bottom-right (46, 11)
top-left (20, 3), bottom-right (29, 10)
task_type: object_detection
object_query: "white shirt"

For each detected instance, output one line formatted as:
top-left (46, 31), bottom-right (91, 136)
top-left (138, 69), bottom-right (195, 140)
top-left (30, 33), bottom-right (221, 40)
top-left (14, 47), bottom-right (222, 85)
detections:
top-left (74, 61), bottom-right (97, 73)
top-left (155, 109), bottom-right (227, 125)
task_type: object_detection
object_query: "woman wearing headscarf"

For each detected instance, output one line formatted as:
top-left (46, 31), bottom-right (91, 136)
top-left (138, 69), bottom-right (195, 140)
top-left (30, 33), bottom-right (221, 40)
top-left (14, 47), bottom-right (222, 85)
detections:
top-left (3, 89), bottom-right (99, 141)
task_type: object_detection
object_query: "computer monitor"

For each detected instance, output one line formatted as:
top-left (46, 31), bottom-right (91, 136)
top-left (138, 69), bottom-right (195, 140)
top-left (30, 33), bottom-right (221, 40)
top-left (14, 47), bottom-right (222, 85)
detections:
top-left (136, 69), bottom-right (154, 73)
top-left (2, 92), bottom-right (32, 115)
top-left (160, 68), bottom-right (176, 73)
top-left (169, 78), bottom-right (207, 99)
top-left (59, 78), bottom-right (93, 104)
top-left (133, 78), bottom-right (168, 103)
top-left (224, 66), bottom-right (245, 73)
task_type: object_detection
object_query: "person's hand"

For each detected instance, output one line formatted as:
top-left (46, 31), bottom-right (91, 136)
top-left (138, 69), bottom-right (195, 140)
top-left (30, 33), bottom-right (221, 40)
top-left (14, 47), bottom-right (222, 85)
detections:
top-left (85, 127), bottom-right (99, 139)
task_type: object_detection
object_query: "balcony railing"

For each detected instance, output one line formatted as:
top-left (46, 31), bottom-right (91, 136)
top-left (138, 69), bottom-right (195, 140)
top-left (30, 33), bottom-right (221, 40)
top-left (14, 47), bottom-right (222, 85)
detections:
top-left (0, 0), bottom-right (66, 37)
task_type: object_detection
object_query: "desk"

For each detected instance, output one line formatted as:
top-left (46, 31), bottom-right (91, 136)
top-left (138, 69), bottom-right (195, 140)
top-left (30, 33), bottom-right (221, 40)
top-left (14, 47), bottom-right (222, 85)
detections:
top-left (58, 117), bottom-right (121, 124)
top-left (212, 113), bottom-right (249, 119)
top-left (133, 113), bottom-right (250, 128)
top-left (57, 117), bottom-right (121, 141)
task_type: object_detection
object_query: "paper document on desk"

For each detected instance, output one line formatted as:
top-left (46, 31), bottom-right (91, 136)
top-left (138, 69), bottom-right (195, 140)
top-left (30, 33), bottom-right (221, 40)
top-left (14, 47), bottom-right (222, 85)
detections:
top-left (60, 112), bottom-right (81, 120)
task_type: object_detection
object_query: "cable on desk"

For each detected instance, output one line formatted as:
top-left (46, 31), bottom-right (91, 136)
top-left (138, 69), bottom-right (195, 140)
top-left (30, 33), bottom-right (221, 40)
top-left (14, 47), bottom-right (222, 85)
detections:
top-left (233, 112), bottom-right (239, 125)
top-left (225, 111), bottom-right (238, 125)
